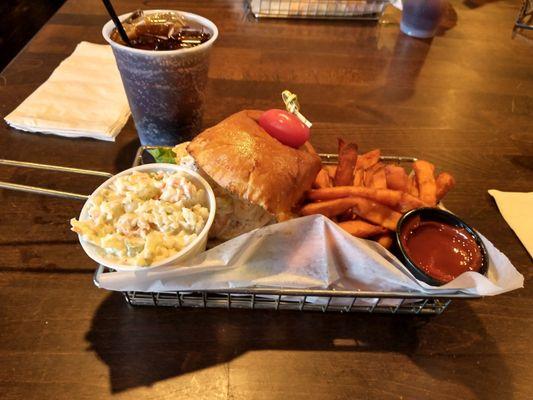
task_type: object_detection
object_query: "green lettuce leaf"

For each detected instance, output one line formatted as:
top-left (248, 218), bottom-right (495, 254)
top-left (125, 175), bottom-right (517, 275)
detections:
top-left (147, 148), bottom-right (176, 164)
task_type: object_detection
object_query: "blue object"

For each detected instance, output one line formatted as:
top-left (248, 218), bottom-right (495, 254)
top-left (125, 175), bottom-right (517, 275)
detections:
top-left (400, 0), bottom-right (444, 39)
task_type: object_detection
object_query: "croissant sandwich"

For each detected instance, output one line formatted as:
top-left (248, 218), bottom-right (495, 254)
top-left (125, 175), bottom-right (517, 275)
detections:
top-left (173, 110), bottom-right (321, 240)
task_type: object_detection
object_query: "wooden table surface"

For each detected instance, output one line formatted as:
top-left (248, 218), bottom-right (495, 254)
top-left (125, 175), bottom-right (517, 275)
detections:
top-left (0, 1), bottom-right (531, 399)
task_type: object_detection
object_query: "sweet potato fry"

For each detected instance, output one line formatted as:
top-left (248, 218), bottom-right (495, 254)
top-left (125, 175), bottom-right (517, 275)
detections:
top-left (338, 209), bottom-right (357, 222)
top-left (385, 164), bottom-right (408, 192)
top-left (376, 233), bottom-right (394, 250)
top-left (353, 168), bottom-right (364, 186)
top-left (301, 195), bottom-right (402, 226)
top-left (363, 168), bottom-right (374, 187)
top-left (356, 149), bottom-right (381, 170)
top-left (369, 163), bottom-right (387, 189)
top-left (436, 172), bottom-right (456, 202)
top-left (334, 139), bottom-right (358, 186)
top-left (413, 160), bottom-right (437, 205)
top-left (308, 186), bottom-right (388, 202)
top-left (338, 220), bottom-right (387, 238)
top-left (324, 165), bottom-right (337, 179)
top-left (349, 197), bottom-right (402, 231)
top-left (313, 168), bottom-right (331, 189)
top-left (354, 149), bottom-right (380, 187)
top-left (300, 198), bottom-right (360, 218)
top-left (338, 138), bottom-right (346, 152)
top-left (407, 174), bottom-right (419, 197)
top-left (398, 192), bottom-right (427, 212)
top-left (307, 186), bottom-right (425, 212)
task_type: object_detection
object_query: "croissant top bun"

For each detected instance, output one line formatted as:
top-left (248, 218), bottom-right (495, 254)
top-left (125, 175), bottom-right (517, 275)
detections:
top-left (187, 110), bottom-right (321, 221)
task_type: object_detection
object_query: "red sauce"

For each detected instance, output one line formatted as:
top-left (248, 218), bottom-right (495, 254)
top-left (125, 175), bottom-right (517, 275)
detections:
top-left (400, 216), bottom-right (483, 284)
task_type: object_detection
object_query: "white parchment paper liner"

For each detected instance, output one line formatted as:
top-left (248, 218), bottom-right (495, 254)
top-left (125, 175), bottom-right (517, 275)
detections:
top-left (97, 215), bottom-right (524, 296)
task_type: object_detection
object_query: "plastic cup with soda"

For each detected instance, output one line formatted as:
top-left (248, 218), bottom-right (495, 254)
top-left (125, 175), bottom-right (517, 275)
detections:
top-left (103, 10), bottom-right (218, 146)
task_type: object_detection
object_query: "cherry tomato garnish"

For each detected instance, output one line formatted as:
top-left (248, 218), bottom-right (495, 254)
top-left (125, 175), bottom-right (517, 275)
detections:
top-left (258, 109), bottom-right (310, 148)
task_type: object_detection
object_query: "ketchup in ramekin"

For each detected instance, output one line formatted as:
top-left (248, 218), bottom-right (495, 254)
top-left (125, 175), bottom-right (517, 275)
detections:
top-left (396, 208), bottom-right (488, 286)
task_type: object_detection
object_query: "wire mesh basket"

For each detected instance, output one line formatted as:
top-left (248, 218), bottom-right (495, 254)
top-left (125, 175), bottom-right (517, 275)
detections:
top-left (248, 0), bottom-right (388, 20)
top-left (513, 0), bottom-right (533, 39)
top-left (91, 146), bottom-right (481, 315)
top-left (93, 275), bottom-right (467, 314)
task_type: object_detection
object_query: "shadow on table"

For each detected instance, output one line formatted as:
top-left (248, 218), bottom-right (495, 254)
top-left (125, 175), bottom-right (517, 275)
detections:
top-left (114, 136), bottom-right (141, 171)
top-left (376, 2), bottom-right (457, 103)
top-left (378, 33), bottom-right (433, 103)
top-left (437, 2), bottom-right (458, 35)
top-left (86, 292), bottom-right (513, 398)
top-left (462, 0), bottom-right (502, 9)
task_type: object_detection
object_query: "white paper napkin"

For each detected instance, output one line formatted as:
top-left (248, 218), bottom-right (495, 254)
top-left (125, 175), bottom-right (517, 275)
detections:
top-left (4, 42), bottom-right (130, 141)
top-left (97, 215), bottom-right (524, 296)
top-left (489, 189), bottom-right (533, 258)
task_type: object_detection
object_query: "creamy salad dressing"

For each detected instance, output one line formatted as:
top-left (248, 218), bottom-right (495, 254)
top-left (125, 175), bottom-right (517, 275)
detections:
top-left (71, 170), bottom-right (209, 266)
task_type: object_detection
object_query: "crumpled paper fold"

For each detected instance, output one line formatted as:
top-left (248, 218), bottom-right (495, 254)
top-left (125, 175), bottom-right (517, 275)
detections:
top-left (97, 215), bottom-right (524, 296)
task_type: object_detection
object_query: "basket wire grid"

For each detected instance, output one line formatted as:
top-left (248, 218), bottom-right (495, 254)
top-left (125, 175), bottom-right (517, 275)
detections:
top-left (92, 146), bottom-right (481, 315)
top-left (248, 0), bottom-right (388, 20)
top-left (514, 0), bottom-right (533, 39)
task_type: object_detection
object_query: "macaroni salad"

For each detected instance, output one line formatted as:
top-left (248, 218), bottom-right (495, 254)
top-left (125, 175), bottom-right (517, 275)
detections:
top-left (71, 170), bottom-right (209, 266)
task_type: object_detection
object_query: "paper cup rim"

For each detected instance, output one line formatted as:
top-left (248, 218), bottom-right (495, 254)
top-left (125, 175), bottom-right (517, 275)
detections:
top-left (102, 9), bottom-right (218, 56)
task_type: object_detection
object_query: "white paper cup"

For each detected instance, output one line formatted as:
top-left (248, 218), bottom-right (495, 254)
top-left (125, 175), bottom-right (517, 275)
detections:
top-left (76, 163), bottom-right (216, 271)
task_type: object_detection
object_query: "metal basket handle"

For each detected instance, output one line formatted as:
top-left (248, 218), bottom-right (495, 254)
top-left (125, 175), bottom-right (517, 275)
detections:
top-left (0, 159), bottom-right (113, 201)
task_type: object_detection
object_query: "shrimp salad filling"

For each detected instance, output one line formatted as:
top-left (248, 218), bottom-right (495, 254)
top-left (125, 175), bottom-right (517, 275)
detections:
top-left (71, 170), bottom-right (210, 266)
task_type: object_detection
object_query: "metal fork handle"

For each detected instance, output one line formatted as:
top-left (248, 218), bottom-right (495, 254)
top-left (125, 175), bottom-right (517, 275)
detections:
top-left (0, 159), bottom-right (112, 201)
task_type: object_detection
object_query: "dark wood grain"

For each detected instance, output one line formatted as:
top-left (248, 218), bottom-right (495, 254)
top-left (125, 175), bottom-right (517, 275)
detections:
top-left (0, 0), bottom-right (65, 70)
top-left (0, 1), bottom-right (532, 399)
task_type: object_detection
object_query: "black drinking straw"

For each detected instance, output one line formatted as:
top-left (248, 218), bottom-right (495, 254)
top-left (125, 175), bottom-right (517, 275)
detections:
top-left (101, 0), bottom-right (132, 46)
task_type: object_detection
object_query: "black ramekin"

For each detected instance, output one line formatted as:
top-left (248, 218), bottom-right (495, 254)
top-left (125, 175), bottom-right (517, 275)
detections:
top-left (395, 207), bottom-right (489, 286)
